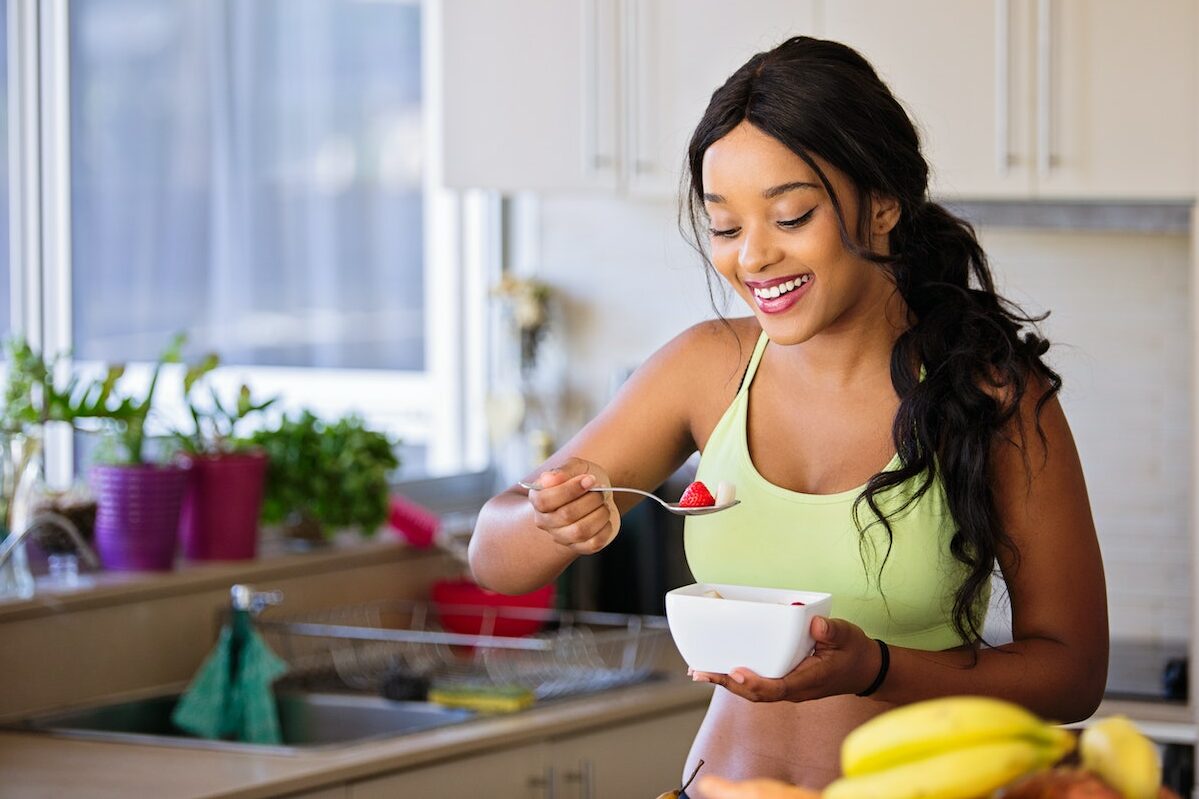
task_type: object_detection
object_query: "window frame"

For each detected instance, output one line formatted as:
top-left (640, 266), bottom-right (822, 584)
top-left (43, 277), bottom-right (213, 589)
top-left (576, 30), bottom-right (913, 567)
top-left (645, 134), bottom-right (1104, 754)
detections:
top-left (7, 0), bottom-right (492, 486)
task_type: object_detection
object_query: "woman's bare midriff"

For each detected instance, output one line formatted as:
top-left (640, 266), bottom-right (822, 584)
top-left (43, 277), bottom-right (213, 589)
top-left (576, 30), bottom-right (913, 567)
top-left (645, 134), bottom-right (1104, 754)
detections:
top-left (681, 687), bottom-right (896, 797)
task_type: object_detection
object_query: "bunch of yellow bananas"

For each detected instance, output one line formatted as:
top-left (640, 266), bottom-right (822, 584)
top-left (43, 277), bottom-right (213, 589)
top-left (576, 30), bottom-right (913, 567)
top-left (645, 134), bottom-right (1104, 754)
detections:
top-left (824, 696), bottom-right (1076, 799)
top-left (1079, 715), bottom-right (1163, 799)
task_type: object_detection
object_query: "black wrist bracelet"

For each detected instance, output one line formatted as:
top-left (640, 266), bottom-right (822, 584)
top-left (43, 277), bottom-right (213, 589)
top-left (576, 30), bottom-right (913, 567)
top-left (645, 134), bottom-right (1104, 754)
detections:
top-left (855, 638), bottom-right (890, 697)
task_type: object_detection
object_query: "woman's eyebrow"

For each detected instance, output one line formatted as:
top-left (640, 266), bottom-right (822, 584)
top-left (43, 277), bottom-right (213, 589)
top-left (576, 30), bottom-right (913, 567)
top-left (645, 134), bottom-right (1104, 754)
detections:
top-left (703, 181), bottom-right (820, 204)
top-left (763, 181), bottom-right (820, 199)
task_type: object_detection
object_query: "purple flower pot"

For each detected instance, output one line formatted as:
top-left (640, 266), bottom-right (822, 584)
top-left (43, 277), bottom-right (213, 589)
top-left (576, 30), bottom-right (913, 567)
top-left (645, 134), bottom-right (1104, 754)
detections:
top-left (91, 463), bottom-right (190, 571)
top-left (179, 452), bottom-right (268, 561)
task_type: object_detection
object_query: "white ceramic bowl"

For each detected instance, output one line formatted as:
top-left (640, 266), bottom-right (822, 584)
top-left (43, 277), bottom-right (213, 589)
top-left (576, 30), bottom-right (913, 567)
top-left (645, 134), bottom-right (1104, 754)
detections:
top-left (665, 582), bottom-right (833, 679)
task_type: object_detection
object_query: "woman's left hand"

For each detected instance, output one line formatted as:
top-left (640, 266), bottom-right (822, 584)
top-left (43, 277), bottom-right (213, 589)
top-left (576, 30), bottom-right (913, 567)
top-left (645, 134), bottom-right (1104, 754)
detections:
top-left (689, 616), bottom-right (880, 702)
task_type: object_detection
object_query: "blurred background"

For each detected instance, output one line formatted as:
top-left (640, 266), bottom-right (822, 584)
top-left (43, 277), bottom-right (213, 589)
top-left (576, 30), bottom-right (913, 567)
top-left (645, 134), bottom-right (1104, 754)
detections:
top-left (0, 1), bottom-right (1194, 794)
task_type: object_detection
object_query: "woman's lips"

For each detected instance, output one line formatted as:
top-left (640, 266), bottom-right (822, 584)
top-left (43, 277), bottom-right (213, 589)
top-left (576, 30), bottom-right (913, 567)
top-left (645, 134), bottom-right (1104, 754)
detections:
top-left (750, 276), bottom-right (812, 314)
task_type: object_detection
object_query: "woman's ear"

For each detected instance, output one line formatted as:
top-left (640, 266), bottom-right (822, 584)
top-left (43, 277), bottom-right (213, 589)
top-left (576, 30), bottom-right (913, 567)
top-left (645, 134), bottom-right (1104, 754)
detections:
top-left (870, 193), bottom-right (902, 237)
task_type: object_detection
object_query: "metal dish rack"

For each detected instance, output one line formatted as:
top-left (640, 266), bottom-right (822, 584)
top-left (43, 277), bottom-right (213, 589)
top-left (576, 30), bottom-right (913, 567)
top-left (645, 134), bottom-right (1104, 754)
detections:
top-left (257, 600), bottom-right (670, 701)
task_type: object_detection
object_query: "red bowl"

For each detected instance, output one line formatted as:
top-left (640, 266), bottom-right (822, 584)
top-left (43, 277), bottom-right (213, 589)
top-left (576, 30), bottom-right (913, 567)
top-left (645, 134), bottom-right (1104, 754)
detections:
top-left (430, 578), bottom-right (556, 637)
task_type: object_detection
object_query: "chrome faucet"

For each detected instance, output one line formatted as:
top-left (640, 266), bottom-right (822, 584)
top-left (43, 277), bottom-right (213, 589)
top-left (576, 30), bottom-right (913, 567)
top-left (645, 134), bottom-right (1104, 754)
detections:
top-left (0, 510), bottom-right (100, 571)
top-left (230, 584), bottom-right (283, 615)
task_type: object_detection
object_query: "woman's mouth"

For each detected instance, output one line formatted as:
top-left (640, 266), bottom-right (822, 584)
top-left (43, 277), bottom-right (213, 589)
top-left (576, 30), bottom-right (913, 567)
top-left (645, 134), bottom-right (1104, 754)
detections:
top-left (748, 274), bottom-right (812, 314)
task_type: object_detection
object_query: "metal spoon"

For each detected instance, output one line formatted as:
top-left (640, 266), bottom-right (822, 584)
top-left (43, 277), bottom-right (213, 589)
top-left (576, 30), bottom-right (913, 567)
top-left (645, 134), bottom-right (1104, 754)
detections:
top-left (518, 480), bottom-right (740, 517)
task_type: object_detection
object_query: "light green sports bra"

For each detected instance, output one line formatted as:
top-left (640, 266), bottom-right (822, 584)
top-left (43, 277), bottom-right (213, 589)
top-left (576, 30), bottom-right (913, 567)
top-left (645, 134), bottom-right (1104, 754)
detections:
top-left (683, 331), bottom-right (985, 651)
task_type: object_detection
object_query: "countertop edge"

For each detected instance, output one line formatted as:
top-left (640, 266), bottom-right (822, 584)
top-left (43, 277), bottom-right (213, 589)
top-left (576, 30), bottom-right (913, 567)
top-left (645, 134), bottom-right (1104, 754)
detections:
top-left (0, 677), bottom-right (714, 799)
top-left (221, 678), bottom-right (713, 799)
top-left (0, 540), bottom-right (436, 623)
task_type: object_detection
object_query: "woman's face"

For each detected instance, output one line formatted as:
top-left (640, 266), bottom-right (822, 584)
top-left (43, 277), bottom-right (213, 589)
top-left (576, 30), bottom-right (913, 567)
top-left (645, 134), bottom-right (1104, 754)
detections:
top-left (701, 121), bottom-right (899, 346)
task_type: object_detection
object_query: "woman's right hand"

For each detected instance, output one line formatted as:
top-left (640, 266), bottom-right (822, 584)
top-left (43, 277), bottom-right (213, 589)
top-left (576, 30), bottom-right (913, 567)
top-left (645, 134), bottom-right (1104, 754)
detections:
top-left (525, 457), bottom-right (621, 555)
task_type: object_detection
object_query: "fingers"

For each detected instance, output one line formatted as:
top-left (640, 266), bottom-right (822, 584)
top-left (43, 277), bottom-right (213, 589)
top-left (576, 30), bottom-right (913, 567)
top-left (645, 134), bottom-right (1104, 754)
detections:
top-left (527, 476), bottom-right (618, 553)
top-left (809, 615), bottom-right (840, 644)
top-left (528, 473), bottom-right (602, 519)
top-left (530, 458), bottom-right (596, 489)
top-left (553, 503), bottom-right (617, 554)
top-left (523, 459), bottom-right (621, 554)
top-left (691, 669), bottom-right (785, 702)
top-left (691, 666), bottom-right (820, 703)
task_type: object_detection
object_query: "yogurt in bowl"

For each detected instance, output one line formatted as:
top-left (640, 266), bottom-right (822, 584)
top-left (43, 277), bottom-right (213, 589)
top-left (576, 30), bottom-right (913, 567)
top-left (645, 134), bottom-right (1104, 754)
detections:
top-left (665, 582), bottom-right (833, 679)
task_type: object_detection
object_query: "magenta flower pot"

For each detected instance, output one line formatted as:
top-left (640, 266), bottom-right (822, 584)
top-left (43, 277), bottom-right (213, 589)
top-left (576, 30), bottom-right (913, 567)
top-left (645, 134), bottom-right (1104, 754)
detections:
top-left (91, 463), bottom-right (190, 571)
top-left (178, 451), bottom-right (268, 561)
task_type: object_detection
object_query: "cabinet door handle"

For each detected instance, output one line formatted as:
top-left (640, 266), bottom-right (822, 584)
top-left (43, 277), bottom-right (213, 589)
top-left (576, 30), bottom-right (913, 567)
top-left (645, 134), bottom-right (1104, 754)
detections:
top-left (581, 0), bottom-right (611, 173)
top-left (995, 0), bottom-right (1013, 174)
top-left (562, 759), bottom-right (594, 799)
top-left (623, 0), bottom-right (640, 175)
top-left (529, 765), bottom-right (557, 799)
top-left (1036, 0), bottom-right (1055, 176)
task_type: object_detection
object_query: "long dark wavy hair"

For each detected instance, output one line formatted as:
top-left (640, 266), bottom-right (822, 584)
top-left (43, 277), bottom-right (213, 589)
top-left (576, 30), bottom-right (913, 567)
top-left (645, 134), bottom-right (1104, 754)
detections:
top-left (681, 36), bottom-right (1061, 648)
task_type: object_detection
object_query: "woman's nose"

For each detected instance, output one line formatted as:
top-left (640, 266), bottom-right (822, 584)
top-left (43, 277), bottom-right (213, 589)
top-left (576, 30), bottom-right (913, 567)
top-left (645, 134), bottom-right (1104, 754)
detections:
top-left (738, 227), bottom-right (783, 273)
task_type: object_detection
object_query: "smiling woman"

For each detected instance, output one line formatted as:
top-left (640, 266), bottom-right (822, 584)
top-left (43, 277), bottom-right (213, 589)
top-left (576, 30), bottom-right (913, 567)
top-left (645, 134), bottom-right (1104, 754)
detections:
top-left (470, 35), bottom-right (1108, 796)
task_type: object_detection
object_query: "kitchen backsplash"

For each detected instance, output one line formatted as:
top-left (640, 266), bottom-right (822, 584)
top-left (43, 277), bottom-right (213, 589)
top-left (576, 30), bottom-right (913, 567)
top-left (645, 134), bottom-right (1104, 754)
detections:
top-left (535, 193), bottom-right (1191, 645)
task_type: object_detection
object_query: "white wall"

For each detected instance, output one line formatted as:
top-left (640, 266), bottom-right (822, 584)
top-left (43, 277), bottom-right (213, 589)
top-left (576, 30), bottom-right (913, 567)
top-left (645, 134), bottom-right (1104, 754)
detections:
top-left (984, 229), bottom-right (1191, 644)
top-left (534, 192), bottom-right (1191, 645)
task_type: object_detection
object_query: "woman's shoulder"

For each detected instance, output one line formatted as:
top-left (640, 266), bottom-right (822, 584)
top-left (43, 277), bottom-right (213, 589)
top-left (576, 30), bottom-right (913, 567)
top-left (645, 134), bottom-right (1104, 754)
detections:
top-left (658, 316), bottom-right (761, 391)
top-left (640, 317), bottom-right (760, 443)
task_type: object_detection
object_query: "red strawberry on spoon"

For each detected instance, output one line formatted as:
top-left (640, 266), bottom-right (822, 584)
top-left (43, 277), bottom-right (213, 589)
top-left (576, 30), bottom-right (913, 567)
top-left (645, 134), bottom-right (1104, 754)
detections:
top-left (679, 481), bottom-right (717, 508)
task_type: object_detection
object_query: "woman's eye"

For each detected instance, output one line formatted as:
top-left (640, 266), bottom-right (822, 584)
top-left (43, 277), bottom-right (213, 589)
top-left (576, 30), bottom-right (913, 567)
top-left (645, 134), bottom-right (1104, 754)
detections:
top-left (708, 226), bottom-right (740, 238)
top-left (778, 208), bottom-right (817, 228)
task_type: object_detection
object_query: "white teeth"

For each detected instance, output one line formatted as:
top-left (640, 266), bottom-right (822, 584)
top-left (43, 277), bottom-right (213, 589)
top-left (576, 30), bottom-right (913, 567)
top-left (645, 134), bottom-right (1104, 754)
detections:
top-left (753, 276), bottom-right (811, 300)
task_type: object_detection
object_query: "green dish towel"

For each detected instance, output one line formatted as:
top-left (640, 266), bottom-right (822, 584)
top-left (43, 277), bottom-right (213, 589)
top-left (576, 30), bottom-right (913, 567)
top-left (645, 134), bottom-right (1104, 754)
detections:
top-left (172, 609), bottom-right (288, 744)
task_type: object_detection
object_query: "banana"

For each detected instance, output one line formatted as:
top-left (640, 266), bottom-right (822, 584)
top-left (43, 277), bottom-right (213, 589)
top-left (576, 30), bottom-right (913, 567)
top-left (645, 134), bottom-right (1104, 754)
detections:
top-left (842, 695), bottom-right (1071, 777)
top-left (827, 737), bottom-right (1065, 799)
top-left (1080, 716), bottom-right (1162, 799)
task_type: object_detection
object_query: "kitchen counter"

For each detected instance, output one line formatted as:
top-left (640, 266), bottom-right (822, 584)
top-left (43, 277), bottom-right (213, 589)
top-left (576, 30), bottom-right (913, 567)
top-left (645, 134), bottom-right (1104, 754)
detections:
top-left (0, 675), bottom-right (714, 799)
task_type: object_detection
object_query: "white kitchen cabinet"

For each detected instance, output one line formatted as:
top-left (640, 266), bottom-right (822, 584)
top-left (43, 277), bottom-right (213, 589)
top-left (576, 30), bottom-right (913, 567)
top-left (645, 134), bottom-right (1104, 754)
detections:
top-left (547, 705), bottom-right (707, 798)
top-left (823, 0), bottom-right (1196, 200)
top-left (622, 0), bottom-right (820, 197)
top-left (349, 741), bottom-right (548, 799)
top-left (1033, 0), bottom-right (1196, 199)
top-left (438, 0), bottom-right (819, 195)
top-left (439, 0), bottom-right (621, 191)
top-left (347, 706), bottom-right (707, 799)
top-left (441, 0), bottom-right (1195, 201)
top-left (822, 1), bottom-right (1037, 199)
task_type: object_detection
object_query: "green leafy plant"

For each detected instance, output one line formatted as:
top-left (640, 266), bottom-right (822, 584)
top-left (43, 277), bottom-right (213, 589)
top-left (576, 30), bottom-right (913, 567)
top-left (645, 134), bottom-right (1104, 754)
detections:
top-left (174, 353), bottom-right (277, 456)
top-left (0, 337), bottom-right (132, 545)
top-left (93, 332), bottom-right (187, 465)
top-left (247, 411), bottom-right (399, 538)
top-left (1, 337), bottom-right (134, 433)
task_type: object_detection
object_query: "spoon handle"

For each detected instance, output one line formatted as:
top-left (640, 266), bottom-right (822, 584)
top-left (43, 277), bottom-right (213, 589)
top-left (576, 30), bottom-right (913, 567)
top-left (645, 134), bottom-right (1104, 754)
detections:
top-left (518, 480), bottom-right (661, 504)
top-left (586, 485), bottom-right (661, 502)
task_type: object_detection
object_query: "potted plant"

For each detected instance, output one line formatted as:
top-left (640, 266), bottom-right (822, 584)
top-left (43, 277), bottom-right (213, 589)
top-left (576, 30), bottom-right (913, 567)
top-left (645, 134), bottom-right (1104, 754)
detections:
top-left (173, 354), bottom-right (276, 561)
top-left (0, 338), bottom-right (130, 594)
top-left (247, 411), bottom-right (399, 547)
top-left (88, 333), bottom-right (192, 571)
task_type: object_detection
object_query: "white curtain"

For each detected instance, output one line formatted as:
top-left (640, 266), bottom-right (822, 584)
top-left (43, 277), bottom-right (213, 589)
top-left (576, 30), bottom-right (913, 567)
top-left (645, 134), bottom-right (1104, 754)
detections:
top-left (71, 0), bottom-right (425, 370)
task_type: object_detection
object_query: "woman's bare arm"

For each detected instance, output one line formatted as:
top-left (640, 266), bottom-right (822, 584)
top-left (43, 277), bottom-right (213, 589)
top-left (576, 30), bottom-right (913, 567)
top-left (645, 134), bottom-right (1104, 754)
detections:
top-left (468, 320), bottom-right (746, 595)
top-left (873, 387), bottom-right (1109, 722)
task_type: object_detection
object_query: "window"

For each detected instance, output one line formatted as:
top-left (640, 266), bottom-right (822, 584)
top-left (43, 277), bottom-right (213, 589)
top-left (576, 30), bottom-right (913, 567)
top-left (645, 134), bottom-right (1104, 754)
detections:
top-left (70, 0), bottom-right (424, 370)
top-left (0, 6), bottom-right (9, 337)
top-left (28, 0), bottom-right (491, 477)
top-left (0, 0), bottom-right (491, 480)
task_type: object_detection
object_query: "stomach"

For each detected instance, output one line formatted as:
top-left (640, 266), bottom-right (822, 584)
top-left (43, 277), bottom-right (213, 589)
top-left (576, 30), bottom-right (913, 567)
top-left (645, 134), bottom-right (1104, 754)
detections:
top-left (681, 688), bottom-right (897, 795)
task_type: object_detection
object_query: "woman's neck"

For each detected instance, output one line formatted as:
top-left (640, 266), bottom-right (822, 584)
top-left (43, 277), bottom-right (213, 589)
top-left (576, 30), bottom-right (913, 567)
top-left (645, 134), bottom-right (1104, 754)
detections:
top-left (777, 284), bottom-right (909, 391)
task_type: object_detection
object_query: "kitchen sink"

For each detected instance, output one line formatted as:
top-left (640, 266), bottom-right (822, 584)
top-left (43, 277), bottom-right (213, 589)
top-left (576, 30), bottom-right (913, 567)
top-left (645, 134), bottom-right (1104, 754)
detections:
top-left (13, 691), bottom-right (476, 755)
